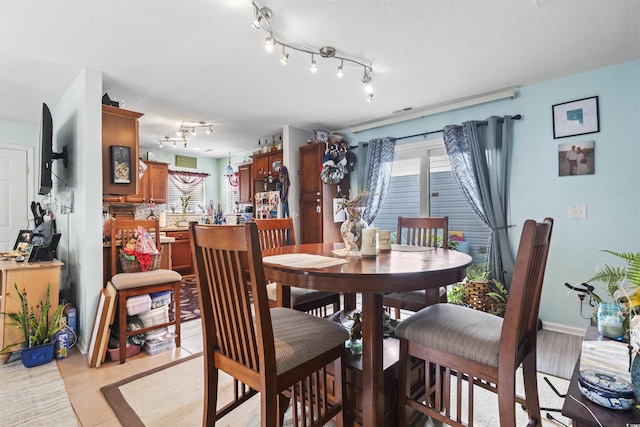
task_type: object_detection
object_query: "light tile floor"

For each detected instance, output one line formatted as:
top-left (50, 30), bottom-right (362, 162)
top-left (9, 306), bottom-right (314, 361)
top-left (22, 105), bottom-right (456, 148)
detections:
top-left (57, 318), bottom-right (204, 427)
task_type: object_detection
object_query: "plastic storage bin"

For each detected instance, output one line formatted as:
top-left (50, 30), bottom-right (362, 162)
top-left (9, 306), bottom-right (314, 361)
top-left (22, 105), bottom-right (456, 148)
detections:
top-left (126, 294), bottom-right (152, 316)
top-left (138, 305), bottom-right (169, 328)
top-left (150, 290), bottom-right (172, 308)
top-left (144, 338), bottom-right (176, 355)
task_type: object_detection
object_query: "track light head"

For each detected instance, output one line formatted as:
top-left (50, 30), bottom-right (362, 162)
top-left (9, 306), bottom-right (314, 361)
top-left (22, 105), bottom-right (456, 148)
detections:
top-left (251, 6), bottom-right (271, 29)
top-left (280, 47), bottom-right (289, 65)
top-left (367, 93), bottom-right (374, 102)
top-left (337, 59), bottom-right (344, 78)
top-left (310, 54), bottom-right (317, 73)
top-left (265, 35), bottom-right (275, 52)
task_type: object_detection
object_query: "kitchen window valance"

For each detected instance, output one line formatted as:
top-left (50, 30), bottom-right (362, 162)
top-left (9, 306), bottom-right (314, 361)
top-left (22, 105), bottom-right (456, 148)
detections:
top-left (168, 170), bottom-right (210, 195)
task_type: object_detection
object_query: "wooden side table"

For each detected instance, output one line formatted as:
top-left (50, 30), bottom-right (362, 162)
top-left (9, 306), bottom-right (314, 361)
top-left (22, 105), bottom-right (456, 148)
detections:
top-left (562, 326), bottom-right (640, 426)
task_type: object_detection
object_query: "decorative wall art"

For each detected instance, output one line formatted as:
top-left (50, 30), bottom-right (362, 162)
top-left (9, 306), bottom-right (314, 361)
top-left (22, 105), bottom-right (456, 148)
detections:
top-left (558, 141), bottom-right (595, 177)
top-left (110, 145), bottom-right (131, 184)
top-left (552, 96), bottom-right (600, 139)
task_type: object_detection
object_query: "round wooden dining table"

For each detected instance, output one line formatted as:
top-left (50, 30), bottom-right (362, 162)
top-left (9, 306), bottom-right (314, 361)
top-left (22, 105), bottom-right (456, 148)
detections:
top-left (261, 242), bottom-right (473, 427)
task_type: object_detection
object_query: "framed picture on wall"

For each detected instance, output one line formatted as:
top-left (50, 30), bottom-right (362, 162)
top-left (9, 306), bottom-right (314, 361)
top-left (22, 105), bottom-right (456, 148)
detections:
top-left (558, 141), bottom-right (595, 177)
top-left (110, 145), bottom-right (131, 184)
top-left (552, 96), bottom-right (600, 139)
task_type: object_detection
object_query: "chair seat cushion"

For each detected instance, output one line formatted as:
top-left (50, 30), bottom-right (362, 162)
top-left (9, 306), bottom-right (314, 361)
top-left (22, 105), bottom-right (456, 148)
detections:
top-left (266, 283), bottom-right (338, 306)
top-left (111, 269), bottom-right (182, 290)
top-left (395, 304), bottom-right (503, 367)
top-left (271, 307), bottom-right (349, 375)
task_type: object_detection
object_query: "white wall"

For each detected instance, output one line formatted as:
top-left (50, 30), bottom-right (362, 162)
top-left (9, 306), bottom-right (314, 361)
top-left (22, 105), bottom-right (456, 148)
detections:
top-left (52, 68), bottom-right (103, 353)
top-left (340, 59), bottom-right (640, 330)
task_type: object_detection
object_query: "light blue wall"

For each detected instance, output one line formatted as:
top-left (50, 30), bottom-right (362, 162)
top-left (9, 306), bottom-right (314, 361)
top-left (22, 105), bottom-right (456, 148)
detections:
top-left (340, 59), bottom-right (640, 330)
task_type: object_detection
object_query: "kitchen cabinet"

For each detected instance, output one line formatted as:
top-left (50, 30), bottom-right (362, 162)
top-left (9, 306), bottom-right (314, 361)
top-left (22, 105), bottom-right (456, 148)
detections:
top-left (252, 150), bottom-right (282, 180)
top-left (102, 105), bottom-right (143, 196)
top-left (299, 143), bottom-right (349, 244)
top-left (125, 160), bottom-right (168, 204)
top-left (238, 162), bottom-right (253, 203)
top-left (165, 230), bottom-right (192, 275)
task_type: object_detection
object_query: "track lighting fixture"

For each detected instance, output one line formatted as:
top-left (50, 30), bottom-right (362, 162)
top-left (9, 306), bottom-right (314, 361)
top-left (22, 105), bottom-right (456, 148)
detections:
top-left (251, 6), bottom-right (271, 29)
top-left (159, 136), bottom-right (183, 149)
top-left (280, 46), bottom-right (289, 65)
top-left (251, 1), bottom-right (373, 102)
top-left (310, 54), bottom-right (317, 73)
top-left (367, 93), bottom-right (374, 102)
top-left (265, 35), bottom-right (275, 52)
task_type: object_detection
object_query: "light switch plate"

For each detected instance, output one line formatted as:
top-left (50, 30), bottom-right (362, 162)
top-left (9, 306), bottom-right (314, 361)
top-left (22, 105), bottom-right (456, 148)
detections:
top-left (568, 205), bottom-right (587, 219)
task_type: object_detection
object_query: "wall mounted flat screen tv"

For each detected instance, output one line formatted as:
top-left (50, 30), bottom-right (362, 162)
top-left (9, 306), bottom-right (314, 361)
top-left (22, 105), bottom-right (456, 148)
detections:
top-left (38, 103), bottom-right (68, 195)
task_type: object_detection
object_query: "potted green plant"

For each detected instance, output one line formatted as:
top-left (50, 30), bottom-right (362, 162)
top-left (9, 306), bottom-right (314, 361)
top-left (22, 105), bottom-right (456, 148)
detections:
top-left (447, 264), bottom-right (508, 317)
top-left (177, 195), bottom-right (191, 226)
top-left (585, 250), bottom-right (640, 339)
top-left (1, 283), bottom-right (66, 367)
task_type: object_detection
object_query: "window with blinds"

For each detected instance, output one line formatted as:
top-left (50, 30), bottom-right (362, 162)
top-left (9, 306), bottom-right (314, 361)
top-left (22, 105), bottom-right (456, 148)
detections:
top-left (167, 179), bottom-right (205, 213)
top-left (226, 183), bottom-right (239, 214)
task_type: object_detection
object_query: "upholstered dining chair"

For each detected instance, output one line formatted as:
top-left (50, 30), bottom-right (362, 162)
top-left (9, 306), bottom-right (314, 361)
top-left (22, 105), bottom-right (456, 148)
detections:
top-left (190, 222), bottom-right (349, 427)
top-left (382, 216), bottom-right (449, 318)
top-left (109, 218), bottom-right (182, 364)
top-left (395, 217), bottom-right (554, 427)
top-left (254, 218), bottom-right (341, 316)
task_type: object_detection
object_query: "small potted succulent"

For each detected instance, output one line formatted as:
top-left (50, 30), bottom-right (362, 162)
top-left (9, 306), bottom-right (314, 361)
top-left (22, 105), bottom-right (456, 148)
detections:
top-left (1, 283), bottom-right (66, 367)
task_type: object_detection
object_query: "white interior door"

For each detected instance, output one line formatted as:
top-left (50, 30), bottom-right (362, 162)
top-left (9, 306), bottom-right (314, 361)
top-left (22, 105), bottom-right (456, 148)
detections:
top-left (0, 146), bottom-right (31, 252)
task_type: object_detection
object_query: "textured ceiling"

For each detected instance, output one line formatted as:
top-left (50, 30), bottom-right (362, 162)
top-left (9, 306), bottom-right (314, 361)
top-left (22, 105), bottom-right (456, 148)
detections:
top-left (1, 0), bottom-right (639, 158)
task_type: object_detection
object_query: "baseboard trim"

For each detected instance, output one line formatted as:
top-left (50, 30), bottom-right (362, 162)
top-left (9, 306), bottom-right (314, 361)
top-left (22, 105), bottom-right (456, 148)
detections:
top-left (541, 321), bottom-right (586, 337)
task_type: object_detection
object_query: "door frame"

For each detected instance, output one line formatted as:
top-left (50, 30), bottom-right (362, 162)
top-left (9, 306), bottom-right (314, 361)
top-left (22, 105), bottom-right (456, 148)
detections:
top-left (0, 143), bottom-right (35, 240)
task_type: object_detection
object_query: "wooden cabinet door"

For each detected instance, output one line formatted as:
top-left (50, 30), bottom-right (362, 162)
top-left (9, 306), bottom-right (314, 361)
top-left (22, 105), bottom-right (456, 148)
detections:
top-left (166, 231), bottom-right (192, 275)
top-left (238, 163), bottom-right (253, 203)
top-left (102, 105), bottom-right (143, 196)
top-left (268, 151), bottom-right (283, 178)
top-left (125, 163), bottom-right (148, 203)
top-left (147, 162), bottom-right (168, 203)
top-left (253, 154), bottom-right (269, 179)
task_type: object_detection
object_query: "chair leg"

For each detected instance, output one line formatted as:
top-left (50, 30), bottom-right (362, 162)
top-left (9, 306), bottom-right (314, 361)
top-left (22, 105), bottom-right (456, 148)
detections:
top-left (262, 392), bottom-right (279, 427)
top-left (397, 338), bottom-right (409, 426)
top-left (118, 290), bottom-right (127, 364)
top-left (334, 352), bottom-right (348, 427)
top-left (203, 366), bottom-right (219, 427)
top-left (522, 355), bottom-right (541, 425)
top-left (497, 371), bottom-right (517, 427)
top-left (173, 281), bottom-right (181, 348)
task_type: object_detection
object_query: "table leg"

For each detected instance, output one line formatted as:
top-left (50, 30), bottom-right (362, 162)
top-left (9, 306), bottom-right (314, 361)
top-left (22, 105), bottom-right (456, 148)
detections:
top-left (361, 292), bottom-right (385, 427)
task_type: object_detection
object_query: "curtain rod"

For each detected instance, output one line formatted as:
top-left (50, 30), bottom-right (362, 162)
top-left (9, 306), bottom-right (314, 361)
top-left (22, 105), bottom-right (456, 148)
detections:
top-left (395, 114), bottom-right (522, 141)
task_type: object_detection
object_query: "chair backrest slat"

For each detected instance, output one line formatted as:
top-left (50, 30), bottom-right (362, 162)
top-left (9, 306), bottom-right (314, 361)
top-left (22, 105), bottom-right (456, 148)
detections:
top-left (254, 218), bottom-right (296, 250)
top-left (397, 216), bottom-right (448, 248)
top-left (500, 218), bottom-right (554, 363)
top-left (191, 223), bottom-right (275, 375)
top-left (109, 218), bottom-right (162, 277)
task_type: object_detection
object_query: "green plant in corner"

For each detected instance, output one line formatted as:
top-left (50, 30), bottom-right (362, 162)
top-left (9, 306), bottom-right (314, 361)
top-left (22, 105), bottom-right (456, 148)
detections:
top-left (586, 250), bottom-right (640, 319)
top-left (1, 283), bottom-right (66, 352)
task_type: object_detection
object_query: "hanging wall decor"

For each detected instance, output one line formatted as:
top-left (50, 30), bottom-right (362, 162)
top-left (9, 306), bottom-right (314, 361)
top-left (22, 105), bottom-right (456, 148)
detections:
top-left (552, 96), bottom-right (600, 139)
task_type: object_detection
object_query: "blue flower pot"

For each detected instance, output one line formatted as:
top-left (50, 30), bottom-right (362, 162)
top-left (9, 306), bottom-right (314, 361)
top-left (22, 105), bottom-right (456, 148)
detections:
top-left (21, 340), bottom-right (55, 368)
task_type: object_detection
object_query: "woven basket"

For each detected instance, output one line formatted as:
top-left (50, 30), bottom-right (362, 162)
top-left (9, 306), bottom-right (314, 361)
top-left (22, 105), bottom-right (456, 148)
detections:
top-left (464, 279), bottom-right (490, 312)
top-left (119, 251), bottom-right (162, 273)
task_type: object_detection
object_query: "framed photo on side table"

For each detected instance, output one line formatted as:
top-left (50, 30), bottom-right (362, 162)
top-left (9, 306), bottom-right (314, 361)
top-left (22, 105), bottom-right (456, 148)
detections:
top-left (552, 96), bottom-right (600, 139)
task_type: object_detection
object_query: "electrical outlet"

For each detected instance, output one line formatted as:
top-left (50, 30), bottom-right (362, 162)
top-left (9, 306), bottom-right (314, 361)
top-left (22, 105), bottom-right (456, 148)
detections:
top-left (568, 205), bottom-right (587, 219)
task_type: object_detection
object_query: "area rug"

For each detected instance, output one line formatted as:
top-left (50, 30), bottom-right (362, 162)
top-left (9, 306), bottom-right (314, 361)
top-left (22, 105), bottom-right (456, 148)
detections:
top-left (101, 353), bottom-right (571, 427)
top-left (0, 359), bottom-right (78, 426)
top-left (180, 275), bottom-right (200, 322)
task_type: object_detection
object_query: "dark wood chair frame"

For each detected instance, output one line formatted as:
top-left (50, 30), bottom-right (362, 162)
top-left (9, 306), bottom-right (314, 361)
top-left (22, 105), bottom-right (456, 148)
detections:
top-left (383, 216), bottom-right (449, 318)
top-left (254, 218), bottom-right (341, 316)
top-left (397, 217), bottom-right (554, 427)
top-left (109, 218), bottom-right (181, 364)
top-left (190, 222), bottom-right (348, 426)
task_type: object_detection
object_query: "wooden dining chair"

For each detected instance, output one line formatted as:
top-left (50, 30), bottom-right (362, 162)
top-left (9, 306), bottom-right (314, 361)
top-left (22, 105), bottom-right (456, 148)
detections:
top-left (395, 218), bottom-right (554, 427)
top-left (190, 222), bottom-right (349, 427)
top-left (254, 218), bottom-right (341, 316)
top-left (382, 216), bottom-right (449, 318)
top-left (109, 218), bottom-right (182, 364)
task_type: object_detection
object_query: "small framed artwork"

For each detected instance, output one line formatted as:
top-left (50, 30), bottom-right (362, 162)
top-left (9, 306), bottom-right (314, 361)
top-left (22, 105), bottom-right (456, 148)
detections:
top-left (110, 145), bottom-right (131, 184)
top-left (558, 141), bottom-right (595, 177)
top-left (13, 229), bottom-right (34, 254)
top-left (272, 160), bottom-right (282, 173)
top-left (552, 96), bottom-right (600, 139)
